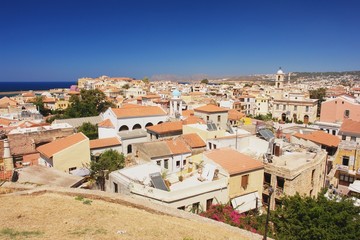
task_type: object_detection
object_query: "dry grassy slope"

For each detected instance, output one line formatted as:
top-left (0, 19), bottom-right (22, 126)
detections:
top-left (0, 187), bottom-right (264, 240)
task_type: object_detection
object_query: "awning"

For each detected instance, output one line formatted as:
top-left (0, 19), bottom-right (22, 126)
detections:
top-left (231, 192), bottom-right (262, 213)
top-left (70, 168), bottom-right (90, 177)
top-left (349, 180), bottom-right (360, 193)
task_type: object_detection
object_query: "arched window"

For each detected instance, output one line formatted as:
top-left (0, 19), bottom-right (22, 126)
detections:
top-left (132, 124), bottom-right (141, 130)
top-left (145, 122), bottom-right (153, 127)
top-left (119, 125), bottom-right (129, 131)
top-left (158, 121), bottom-right (163, 124)
top-left (304, 115), bottom-right (309, 124)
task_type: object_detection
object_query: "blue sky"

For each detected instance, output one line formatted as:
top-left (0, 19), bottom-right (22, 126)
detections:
top-left (0, 0), bottom-right (360, 82)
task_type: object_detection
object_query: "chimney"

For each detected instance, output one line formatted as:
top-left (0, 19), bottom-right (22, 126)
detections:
top-left (3, 139), bottom-right (11, 159)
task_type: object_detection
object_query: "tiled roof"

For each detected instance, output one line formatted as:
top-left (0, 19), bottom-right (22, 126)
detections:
top-left (205, 148), bottom-right (264, 175)
top-left (111, 105), bottom-right (167, 118)
top-left (98, 119), bottom-right (114, 128)
top-left (36, 133), bottom-right (88, 159)
top-left (22, 92), bottom-right (35, 97)
top-left (43, 97), bottom-right (56, 103)
top-left (340, 119), bottom-right (360, 136)
top-left (146, 121), bottom-right (183, 134)
top-left (0, 118), bottom-right (14, 126)
top-left (90, 137), bottom-right (121, 149)
top-left (182, 110), bottom-right (194, 117)
top-left (228, 109), bottom-right (245, 121)
top-left (166, 138), bottom-right (191, 155)
top-left (182, 115), bottom-right (205, 125)
top-left (0, 97), bottom-right (17, 106)
top-left (293, 131), bottom-right (340, 147)
top-left (194, 104), bottom-right (228, 113)
top-left (181, 133), bottom-right (206, 148)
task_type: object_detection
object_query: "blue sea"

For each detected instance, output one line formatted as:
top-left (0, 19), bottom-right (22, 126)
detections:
top-left (0, 82), bottom-right (76, 92)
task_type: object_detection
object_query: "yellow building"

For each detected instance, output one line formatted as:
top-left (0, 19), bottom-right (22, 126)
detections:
top-left (332, 141), bottom-right (360, 187)
top-left (37, 133), bottom-right (90, 173)
top-left (55, 100), bottom-right (69, 110)
top-left (203, 148), bottom-right (264, 213)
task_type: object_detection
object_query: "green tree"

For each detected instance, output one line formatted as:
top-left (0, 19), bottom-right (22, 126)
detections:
top-left (200, 79), bottom-right (209, 84)
top-left (77, 122), bottom-right (98, 140)
top-left (32, 96), bottom-right (51, 116)
top-left (142, 77), bottom-right (150, 84)
top-left (309, 88), bottom-right (326, 117)
top-left (271, 193), bottom-right (360, 240)
top-left (60, 89), bottom-right (115, 119)
top-left (122, 84), bottom-right (130, 89)
top-left (90, 149), bottom-right (125, 191)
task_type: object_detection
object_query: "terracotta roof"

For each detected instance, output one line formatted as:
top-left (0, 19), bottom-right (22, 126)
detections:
top-left (98, 119), bottom-right (114, 128)
top-left (90, 137), bottom-right (121, 149)
top-left (111, 106), bottom-right (167, 118)
top-left (43, 97), bottom-right (56, 103)
top-left (182, 115), bottom-right (205, 125)
top-left (22, 92), bottom-right (35, 97)
top-left (166, 138), bottom-right (191, 155)
top-left (181, 133), bottom-right (206, 148)
top-left (194, 104), bottom-right (228, 113)
top-left (146, 121), bottom-right (183, 134)
top-left (340, 119), bottom-right (360, 136)
top-left (0, 97), bottom-right (17, 106)
top-left (205, 148), bottom-right (264, 175)
top-left (228, 109), bottom-right (245, 121)
top-left (0, 118), bottom-right (14, 126)
top-left (293, 131), bottom-right (340, 147)
top-left (36, 133), bottom-right (88, 159)
top-left (182, 110), bottom-right (194, 117)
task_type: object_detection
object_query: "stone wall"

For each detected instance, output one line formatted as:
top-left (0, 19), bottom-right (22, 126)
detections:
top-left (7, 128), bottom-right (74, 156)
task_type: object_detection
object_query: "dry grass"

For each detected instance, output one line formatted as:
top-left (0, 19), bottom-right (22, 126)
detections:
top-left (0, 192), bottom-right (254, 240)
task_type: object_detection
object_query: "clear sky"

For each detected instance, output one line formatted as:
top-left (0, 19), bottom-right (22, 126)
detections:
top-left (1, 0), bottom-right (360, 82)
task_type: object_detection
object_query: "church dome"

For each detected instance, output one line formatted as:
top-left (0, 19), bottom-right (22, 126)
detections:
top-left (172, 89), bottom-right (181, 97)
top-left (277, 68), bottom-right (284, 74)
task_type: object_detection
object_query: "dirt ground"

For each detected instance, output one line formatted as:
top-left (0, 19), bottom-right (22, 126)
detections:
top-left (0, 191), bottom-right (254, 240)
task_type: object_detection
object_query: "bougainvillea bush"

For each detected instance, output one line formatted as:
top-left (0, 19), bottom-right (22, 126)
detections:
top-left (200, 203), bottom-right (263, 234)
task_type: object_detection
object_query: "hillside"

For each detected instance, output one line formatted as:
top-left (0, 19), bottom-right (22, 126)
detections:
top-left (0, 186), bottom-right (263, 240)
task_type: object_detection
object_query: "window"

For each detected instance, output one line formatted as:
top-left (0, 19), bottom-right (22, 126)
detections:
top-left (344, 110), bottom-right (350, 118)
top-left (213, 144), bottom-right (217, 149)
top-left (156, 160), bottom-right (161, 166)
top-left (206, 198), bottom-right (213, 210)
top-left (217, 115), bottom-right (221, 122)
top-left (241, 175), bottom-right (249, 189)
top-left (342, 135), bottom-right (346, 140)
top-left (276, 104), bottom-right (279, 110)
top-left (206, 116), bottom-right (210, 121)
top-left (342, 101), bottom-right (344, 104)
top-left (178, 206), bottom-right (185, 210)
top-left (342, 156), bottom-right (349, 166)
top-left (294, 105), bottom-right (297, 111)
top-left (305, 106), bottom-right (309, 112)
top-left (176, 160), bottom-right (180, 168)
top-left (351, 136), bottom-right (356, 142)
top-left (114, 183), bottom-right (118, 193)
top-left (340, 174), bottom-right (355, 183)
top-left (192, 202), bottom-right (200, 214)
top-left (183, 159), bottom-right (186, 166)
top-left (164, 159), bottom-right (169, 169)
top-left (69, 167), bottom-right (76, 172)
top-left (283, 105), bottom-right (286, 110)
top-left (209, 142), bottom-right (212, 149)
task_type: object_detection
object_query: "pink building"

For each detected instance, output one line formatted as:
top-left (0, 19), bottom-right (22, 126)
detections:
top-left (320, 95), bottom-right (360, 123)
